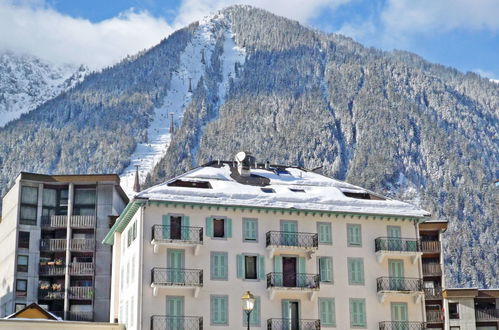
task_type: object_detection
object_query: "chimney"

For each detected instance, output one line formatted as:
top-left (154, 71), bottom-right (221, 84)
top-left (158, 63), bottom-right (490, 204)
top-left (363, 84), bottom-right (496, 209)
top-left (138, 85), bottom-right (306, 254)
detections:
top-left (133, 165), bottom-right (141, 193)
top-left (265, 161), bottom-right (270, 169)
top-left (235, 152), bottom-right (255, 177)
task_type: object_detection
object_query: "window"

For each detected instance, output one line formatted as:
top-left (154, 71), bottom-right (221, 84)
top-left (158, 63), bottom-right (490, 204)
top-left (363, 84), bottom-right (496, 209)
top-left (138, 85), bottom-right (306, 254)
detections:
top-left (348, 258), bottom-right (364, 285)
top-left (132, 221), bottom-right (137, 241)
top-left (18, 232), bottom-right (30, 249)
top-left (20, 186), bottom-right (38, 225)
top-left (17, 255), bottom-right (28, 272)
top-left (350, 298), bottom-right (366, 328)
top-left (260, 188), bottom-right (275, 193)
top-left (317, 222), bottom-right (332, 244)
top-left (206, 217), bottom-right (232, 238)
top-left (211, 295), bottom-right (228, 325)
top-left (243, 218), bottom-right (258, 242)
top-left (211, 252), bottom-right (228, 280)
top-left (319, 298), bottom-right (336, 327)
top-left (318, 257), bottom-right (333, 283)
top-left (449, 302), bottom-right (459, 319)
top-left (289, 188), bottom-right (305, 193)
top-left (127, 228), bottom-right (132, 247)
top-left (16, 279), bottom-right (27, 296)
top-left (450, 327), bottom-right (460, 330)
top-left (243, 296), bottom-right (260, 326)
top-left (73, 189), bottom-right (96, 216)
top-left (15, 304), bottom-right (26, 312)
top-left (347, 224), bottom-right (362, 246)
top-left (237, 255), bottom-right (265, 280)
top-left (168, 180), bottom-right (212, 189)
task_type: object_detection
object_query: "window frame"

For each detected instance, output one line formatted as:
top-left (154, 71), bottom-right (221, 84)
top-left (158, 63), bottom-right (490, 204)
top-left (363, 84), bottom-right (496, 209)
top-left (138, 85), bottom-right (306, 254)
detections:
top-left (317, 222), bottom-right (332, 245)
top-left (349, 298), bottom-right (367, 328)
top-left (347, 257), bottom-right (365, 285)
top-left (210, 295), bottom-right (229, 325)
top-left (20, 186), bottom-right (38, 226)
top-left (242, 218), bottom-right (258, 242)
top-left (347, 224), bottom-right (362, 247)
top-left (318, 256), bottom-right (333, 283)
top-left (319, 297), bottom-right (336, 327)
top-left (211, 251), bottom-right (228, 281)
top-left (15, 303), bottom-right (26, 312)
top-left (16, 255), bottom-right (29, 273)
top-left (15, 279), bottom-right (28, 296)
top-left (18, 231), bottom-right (30, 249)
top-left (244, 255), bottom-right (258, 280)
top-left (449, 302), bottom-right (460, 319)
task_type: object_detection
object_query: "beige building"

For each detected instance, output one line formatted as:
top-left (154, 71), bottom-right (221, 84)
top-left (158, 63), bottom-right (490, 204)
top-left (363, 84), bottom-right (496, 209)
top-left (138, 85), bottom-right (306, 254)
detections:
top-left (0, 172), bottom-right (128, 321)
top-left (104, 154), bottom-right (434, 330)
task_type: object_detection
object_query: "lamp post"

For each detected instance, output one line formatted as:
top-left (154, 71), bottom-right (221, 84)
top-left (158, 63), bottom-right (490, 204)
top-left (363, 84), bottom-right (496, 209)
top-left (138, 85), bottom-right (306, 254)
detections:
top-left (241, 291), bottom-right (255, 330)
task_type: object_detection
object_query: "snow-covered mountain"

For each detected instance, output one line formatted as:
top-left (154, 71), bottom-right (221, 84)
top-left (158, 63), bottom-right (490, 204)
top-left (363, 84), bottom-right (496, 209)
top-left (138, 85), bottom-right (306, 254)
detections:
top-left (0, 51), bottom-right (88, 127)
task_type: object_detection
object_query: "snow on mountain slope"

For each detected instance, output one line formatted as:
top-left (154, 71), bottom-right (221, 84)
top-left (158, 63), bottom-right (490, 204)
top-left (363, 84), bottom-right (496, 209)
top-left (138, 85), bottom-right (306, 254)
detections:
top-left (0, 52), bottom-right (88, 127)
top-left (119, 14), bottom-right (246, 196)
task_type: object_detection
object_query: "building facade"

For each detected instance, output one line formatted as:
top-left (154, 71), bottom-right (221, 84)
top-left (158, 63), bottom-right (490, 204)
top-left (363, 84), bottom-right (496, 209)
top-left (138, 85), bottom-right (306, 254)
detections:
top-left (0, 172), bottom-right (128, 321)
top-left (105, 155), bottom-right (434, 330)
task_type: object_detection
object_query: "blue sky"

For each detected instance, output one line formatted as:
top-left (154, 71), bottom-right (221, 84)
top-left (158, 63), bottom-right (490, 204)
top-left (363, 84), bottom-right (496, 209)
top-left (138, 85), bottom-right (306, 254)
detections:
top-left (1, 0), bottom-right (498, 80)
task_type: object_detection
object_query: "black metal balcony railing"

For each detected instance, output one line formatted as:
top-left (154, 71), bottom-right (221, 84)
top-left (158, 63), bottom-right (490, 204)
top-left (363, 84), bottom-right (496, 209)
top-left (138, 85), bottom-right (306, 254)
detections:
top-left (423, 287), bottom-right (443, 299)
top-left (425, 310), bottom-right (444, 322)
top-left (151, 316), bottom-right (203, 330)
top-left (421, 241), bottom-right (440, 253)
top-left (68, 286), bottom-right (93, 300)
top-left (266, 272), bottom-right (320, 290)
top-left (379, 321), bottom-right (426, 330)
top-left (267, 318), bottom-right (320, 330)
top-left (422, 263), bottom-right (442, 276)
top-left (38, 289), bottom-right (65, 300)
top-left (151, 268), bottom-right (203, 287)
top-left (152, 225), bottom-right (203, 244)
top-left (68, 311), bottom-right (93, 321)
top-left (475, 308), bottom-right (499, 321)
top-left (376, 277), bottom-right (423, 292)
top-left (266, 231), bottom-right (318, 249)
top-left (375, 237), bottom-right (420, 252)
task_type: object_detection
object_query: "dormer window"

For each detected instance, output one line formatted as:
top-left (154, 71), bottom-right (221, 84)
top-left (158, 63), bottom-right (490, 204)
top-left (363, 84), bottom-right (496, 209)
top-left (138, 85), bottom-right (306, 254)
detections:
top-left (261, 188), bottom-right (275, 193)
top-left (290, 188), bottom-right (305, 193)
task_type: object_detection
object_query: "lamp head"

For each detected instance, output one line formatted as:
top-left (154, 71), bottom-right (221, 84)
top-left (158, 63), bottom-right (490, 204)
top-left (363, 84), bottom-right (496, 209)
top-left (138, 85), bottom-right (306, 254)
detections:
top-left (241, 291), bottom-right (255, 312)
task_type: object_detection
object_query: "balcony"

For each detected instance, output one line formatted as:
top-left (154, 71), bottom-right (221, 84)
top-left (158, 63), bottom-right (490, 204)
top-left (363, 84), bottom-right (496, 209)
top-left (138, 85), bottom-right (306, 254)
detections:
top-left (41, 215), bottom-right (96, 229)
top-left (423, 287), bottom-right (443, 300)
top-left (151, 225), bottom-right (203, 255)
top-left (69, 262), bottom-right (94, 276)
top-left (38, 289), bottom-right (65, 300)
top-left (475, 308), bottom-right (499, 321)
top-left (374, 237), bottom-right (422, 264)
top-left (40, 239), bottom-right (66, 252)
top-left (68, 287), bottom-right (93, 300)
top-left (266, 272), bottom-right (319, 301)
top-left (266, 231), bottom-right (318, 258)
top-left (68, 311), bottom-right (93, 321)
top-left (379, 321), bottom-right (426, 330)
top-left (151, 316), bottom-right (203, 330)
top-left (39, 264), bottom-right (65, 276)
top-left (422, 263), bottom-right (442, 276)
top-left (376, 277), bottom-right (423, 303)
top-left (69, 239), bottom-right (94, 252)
top-left (421, 241), bottom-right (440, 254)
top-left (151, 268), bottom-right (203, 297)
top-left (267, 318), bottom-right (320, 330)
top-left (425, 310), bottom-right (444, 323)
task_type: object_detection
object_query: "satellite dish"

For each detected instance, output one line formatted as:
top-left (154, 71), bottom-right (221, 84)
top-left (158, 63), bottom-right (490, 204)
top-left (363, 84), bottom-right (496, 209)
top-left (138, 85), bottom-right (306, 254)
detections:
top-left (235, 152), bottom-right (247, 162)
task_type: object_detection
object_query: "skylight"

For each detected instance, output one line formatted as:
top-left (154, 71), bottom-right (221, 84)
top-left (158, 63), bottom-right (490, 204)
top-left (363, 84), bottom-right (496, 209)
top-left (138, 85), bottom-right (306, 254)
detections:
top-left (342, 191), bottom-right (385, 200)
top-left (167, 180), bottom-right (212, 189)
top-left (290, 188), bottom-right (305, 193)
top-left (261, 188), bottom-right (275, 193)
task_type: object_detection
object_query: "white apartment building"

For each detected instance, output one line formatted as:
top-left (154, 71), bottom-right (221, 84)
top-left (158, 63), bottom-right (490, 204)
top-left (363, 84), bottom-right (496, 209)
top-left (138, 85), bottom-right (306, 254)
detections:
top-left (0, 172), bottom-right (128, 321)
top-left (104, 154), bottom-right (433, 330)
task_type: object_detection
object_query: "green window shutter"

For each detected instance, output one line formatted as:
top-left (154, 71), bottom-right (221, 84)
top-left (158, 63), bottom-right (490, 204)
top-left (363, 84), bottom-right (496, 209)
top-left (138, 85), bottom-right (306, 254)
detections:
top-left (250, 220), bottom-right (257, 240)
top-left (281, 300), bottom-right (290, 319)
top-left (211, 253), bottom-right (227, 280)
top-left (236, 254), bottom-right (244, 279)
top-left (258, 255), bottom-right (266, 280)
top-left (319, 257), bottom-right (332, 282)
top-left (358, 259), bottom-right (364, 284)
top-left (220, 296), bottom-right (227, 324)
top-left (298, 257), bottom-right (306, 286)
top-left (226, 218), bottom-right (232, 238)
top-left (274, 256), bottom-right (282, 286)
top-left (162, 215), bottom-right (170, 239)
top-left (211, 295), bottom-right (228, 324)
top-left (350, 299), bottom-right (366, 327)
top-left (181, 216), bottom-right (190, 240)
top-left (206, 217), bottom-right (213, 237)
top-left (348, 224), bottom-right (361, 246)
top-left (221, 254), bottom-right (227, 279)
top-left (244, 219), bottom-right (257, 241)
top-left (318, 223), bottom-right (332, 244)
top-left (243, 220), bottom-right (250, 240)
top-left (319, 298), bottom-right (335, 326)
top-left (348, 258), bottom-right (363, 284)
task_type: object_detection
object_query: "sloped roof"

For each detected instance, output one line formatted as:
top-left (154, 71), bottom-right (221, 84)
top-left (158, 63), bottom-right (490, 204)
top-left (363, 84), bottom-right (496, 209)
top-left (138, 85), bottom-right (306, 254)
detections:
top-left (4, 303), bottom-right (60, 320)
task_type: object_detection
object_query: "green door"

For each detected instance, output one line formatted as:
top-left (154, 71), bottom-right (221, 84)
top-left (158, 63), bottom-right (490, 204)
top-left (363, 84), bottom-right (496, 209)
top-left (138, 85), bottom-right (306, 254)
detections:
top-left (167, 296), bottom-right (184, 329)
top-left (282, 300), bottom-right (299, 330)
top-left (389, 260), bottom-right (405, 290)
top-left (387, 226), bottom-right (402, 251)
top-left (391, 303), bottom-right (408, 330)
top-left (167, 250), bottom-right (185, 284)
top-left (281, 221), bottom-right (298, 246)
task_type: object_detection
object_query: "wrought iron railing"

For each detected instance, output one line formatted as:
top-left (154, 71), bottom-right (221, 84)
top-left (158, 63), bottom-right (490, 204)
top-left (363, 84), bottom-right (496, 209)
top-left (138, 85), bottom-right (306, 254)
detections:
top-left (38, 289), bottom-right (65, 300)
top-left (376, 277), bottom-right (423, 292)
top-left (39, 264), bottom-right (65, 276)
top-left (267, 318), bottom-right (320, 330)
top-left (379, 321), bottom-right (426, 330)
top-left (423, 287), bottom-right (442, 299)
top-left (151, 316), bottom-right (203, 330)
top-left (40, 239), bottom-right (67, 251)
top-left (421, 241), bottom-right (440, 253)
top-left (151, 268), bottom-right (203, 287)
top-left (70, 262), bottom-right (94, 275)
top-left (266, 231), bottom-right (318, 249)
top-left (266, 272), bottom-right (320, 290)
top-left (152, 225), bottom-right (203, 244)
top-left (426, 310), bottom-right (444, 322)
top-left (475, 308), bottom-right (499, 320)
top-left (422, 263), bottom-right (442, 276)
top-left (68, 311), bottom-right (93, 321)
top-left (375, 237), bottom-right (420, 252)
top-left (68, 286), bottom-right (93, 299)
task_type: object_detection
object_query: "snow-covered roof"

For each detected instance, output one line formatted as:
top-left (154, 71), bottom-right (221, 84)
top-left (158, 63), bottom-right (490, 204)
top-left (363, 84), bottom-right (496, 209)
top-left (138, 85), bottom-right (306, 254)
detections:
top-left (136, 161), bottom-right (430, 218)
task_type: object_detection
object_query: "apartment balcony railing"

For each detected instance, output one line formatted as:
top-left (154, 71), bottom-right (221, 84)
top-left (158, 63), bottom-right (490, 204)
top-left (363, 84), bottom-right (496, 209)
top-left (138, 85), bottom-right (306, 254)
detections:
top-left (40, 239), bottom-right (67, 252)
top-left (421, 241), bottom-right (440, 253)
top-left (375, 237), bottom-right (420, 252)
top-left (41, 215), bottom-right (96, 229)
top-left (475, 308), bottom-right (499, 321)
top-left (38, 289), bottom-right (65, 300)
top-left (423, 287), bottom-right (443, 300)
top-left (68, 311), bottom-right (93, 321)
top-left (266, 231), bottom-right (318, 250)
top-left (376, 277), bottom-right (423, 292)
top-left (41, 215), bottom-right (67, 228)
top-left (68, 286), bottom-right (93, 300)
top-left (151, 268), bottom-right (203, 287)
top-left (39, 264), bottom-right (65, 276)
top-left (266, 272), bottom-right (320, 290)
top-left (267, 318), bottom-right (320, 330)
top-left (422, 263), bottom-right (442, 276)
top-left (152, 225), bottom-right (203, 244)
top-left (426, 310), bottom-right (444, 323)
top-left (379, 321), bottom-right (426, 330)
top-left (69, 239), bottom-right (94, 252)
top-left (151, 316), bottom-right (203, 330)
top-left (69, 262), bottom-right (94, 276)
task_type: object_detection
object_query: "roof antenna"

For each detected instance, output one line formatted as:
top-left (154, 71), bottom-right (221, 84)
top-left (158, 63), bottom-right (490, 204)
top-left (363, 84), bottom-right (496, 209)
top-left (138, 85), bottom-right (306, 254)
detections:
top-left (133, 165), bottom-right (141, 193)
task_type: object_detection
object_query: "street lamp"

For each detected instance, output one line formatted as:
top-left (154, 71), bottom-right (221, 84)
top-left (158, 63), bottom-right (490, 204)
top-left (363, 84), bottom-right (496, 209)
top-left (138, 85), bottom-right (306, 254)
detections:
top-left (241, 291), bottom-right (255, 330)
